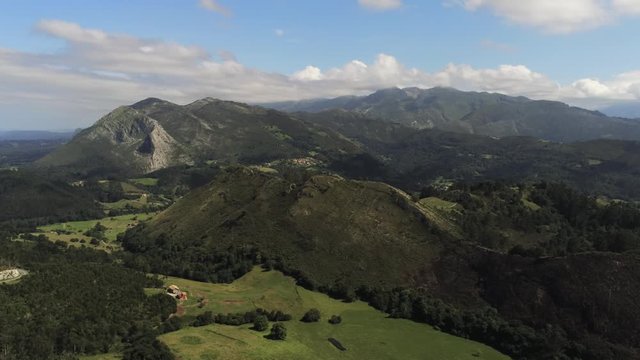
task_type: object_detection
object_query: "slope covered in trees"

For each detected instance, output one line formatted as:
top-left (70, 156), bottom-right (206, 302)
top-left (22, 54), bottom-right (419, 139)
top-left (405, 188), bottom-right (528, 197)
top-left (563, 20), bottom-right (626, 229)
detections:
top-left (121, 167), bottom-right (640, 359)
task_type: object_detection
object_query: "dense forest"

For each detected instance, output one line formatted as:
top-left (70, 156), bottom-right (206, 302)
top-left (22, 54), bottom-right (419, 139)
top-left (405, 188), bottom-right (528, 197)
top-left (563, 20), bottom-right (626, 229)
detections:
top-left (0, 229), bottom-right (175, 360)
top-left (436, 182), bottom-right (640, 255)
top-left (0, 170), bottom-right (103, 225)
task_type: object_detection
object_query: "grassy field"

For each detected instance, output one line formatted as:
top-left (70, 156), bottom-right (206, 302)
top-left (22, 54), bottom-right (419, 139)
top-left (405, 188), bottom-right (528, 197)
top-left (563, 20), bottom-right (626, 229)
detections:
top-left (37, 213), bottom-right (156, 251)
top-left (102, 194), bottom-right (150, 211)
top-left (129, 177), bottom-right (159, 186)
top-left (416, 197), bottom-right (463, 238)
top-left (156, 268), bottom-right (509, 360)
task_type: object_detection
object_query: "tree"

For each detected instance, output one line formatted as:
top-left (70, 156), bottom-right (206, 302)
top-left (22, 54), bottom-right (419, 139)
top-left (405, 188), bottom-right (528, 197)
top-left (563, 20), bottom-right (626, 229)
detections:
top-left (84, 222), bottom-right (107, 240)
top-left (253, 315), bottom-right (269, 331)
top-left (301, 308), bottom-right (321, 322)
top-left (268, 323), bottom-right (287, 340)
top-left (193, 311), bottom-right (214, 327)
top-left (328, 315), bottom-right (342, 325)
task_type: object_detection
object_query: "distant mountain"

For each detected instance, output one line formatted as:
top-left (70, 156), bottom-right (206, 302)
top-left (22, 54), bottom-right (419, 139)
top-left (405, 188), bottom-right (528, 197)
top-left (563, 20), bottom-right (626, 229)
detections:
top-left (0, 139), bottom-right (67, 167)
top-left (0, 130), bottom-right (76, 141)
top-left (38, 98), bottom-right (361, 177)
top-left (264, 87), bottom-right (640, 142)
top-left (600, 101), bottom-right (640, 119)
top-left (297, 111), bottom-right (640, 200)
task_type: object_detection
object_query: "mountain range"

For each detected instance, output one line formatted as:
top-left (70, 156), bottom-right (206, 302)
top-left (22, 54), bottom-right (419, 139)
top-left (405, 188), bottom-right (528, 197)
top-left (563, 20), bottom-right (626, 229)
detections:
top-left (36, 90), bottom-right (640, 200)
top-left (0, 130), bottom-right (76, 141)
top-left (38, 97), bottom-right (361, 176)
top-left (265, 87), bottom-right (640, 143)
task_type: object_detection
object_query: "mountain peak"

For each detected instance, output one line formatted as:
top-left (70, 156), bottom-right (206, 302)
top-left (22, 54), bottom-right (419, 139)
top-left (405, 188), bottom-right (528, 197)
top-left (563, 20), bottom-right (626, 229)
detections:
top-left (130, 97), bottom-right (172, 110)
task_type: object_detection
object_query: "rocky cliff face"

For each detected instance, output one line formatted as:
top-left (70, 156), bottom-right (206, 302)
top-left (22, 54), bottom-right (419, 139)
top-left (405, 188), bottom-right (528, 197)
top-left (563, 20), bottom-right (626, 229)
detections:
top-left (42, 106), bottom-right (190, 174)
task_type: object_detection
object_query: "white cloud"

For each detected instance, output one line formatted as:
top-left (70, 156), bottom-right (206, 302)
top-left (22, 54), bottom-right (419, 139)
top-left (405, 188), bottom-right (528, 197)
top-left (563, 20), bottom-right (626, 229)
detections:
top-left (358, 0), bottom-right (403, 11)
top-left (37, 19), bottom-right (108, 44)
top-left (1, 20), bottom-right (640, 129)
top-left (199, 0), bottom-right (231, 16)
top-left (292, 66), bottom-right (324, 81)
top-left (571, 79), bottom-right (613, 97)
top-left (613, 0), bottom-right (640, 14)
top-left (479, 39), bottom-right (516, 53)
top-left (454, 0), bottom-right (640, 33)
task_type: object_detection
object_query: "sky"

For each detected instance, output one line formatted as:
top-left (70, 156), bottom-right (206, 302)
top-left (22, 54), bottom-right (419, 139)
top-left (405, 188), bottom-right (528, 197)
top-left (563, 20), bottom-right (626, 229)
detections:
top-left (1, 0), bottom-right (640, 130)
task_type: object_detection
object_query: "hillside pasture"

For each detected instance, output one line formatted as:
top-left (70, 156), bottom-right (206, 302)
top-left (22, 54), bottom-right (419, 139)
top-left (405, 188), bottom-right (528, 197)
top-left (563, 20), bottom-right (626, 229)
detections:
top-left (157, 268), bottom-right (509, 360)
top-left (36, 213), bottom-right (156, 251)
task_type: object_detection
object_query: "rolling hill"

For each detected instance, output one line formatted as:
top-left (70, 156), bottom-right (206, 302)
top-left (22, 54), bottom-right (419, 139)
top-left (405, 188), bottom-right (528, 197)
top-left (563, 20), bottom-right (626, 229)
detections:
top-left (124, 166), bottom-right (446, 290)
top-left (264, 87), bottom-right (640, 142)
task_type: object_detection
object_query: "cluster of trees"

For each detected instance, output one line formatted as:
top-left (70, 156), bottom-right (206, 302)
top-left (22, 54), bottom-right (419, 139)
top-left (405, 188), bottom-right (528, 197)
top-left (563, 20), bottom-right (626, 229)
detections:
top-left (192, 308), bottom-right (292, 327)
top-left (84, 222), bottom-right (107, 240)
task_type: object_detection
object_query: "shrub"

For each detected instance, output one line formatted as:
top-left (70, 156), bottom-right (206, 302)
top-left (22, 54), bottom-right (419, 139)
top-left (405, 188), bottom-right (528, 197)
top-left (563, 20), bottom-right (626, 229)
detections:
top-left (268, 323), bottom-right (287, 340)
top-left (301, 308), bottom-right (321, 322)
top-left (192, 311), bottom-right (215, 327)
top-left (328, 315), bottom-right (342, 325)
top-left (253, 315), bottom-right (269, 331)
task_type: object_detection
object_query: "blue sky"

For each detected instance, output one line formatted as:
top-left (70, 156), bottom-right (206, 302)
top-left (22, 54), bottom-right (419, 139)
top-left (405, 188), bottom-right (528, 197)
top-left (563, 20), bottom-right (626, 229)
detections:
top-left (1, 0), bottom-right (639, 129)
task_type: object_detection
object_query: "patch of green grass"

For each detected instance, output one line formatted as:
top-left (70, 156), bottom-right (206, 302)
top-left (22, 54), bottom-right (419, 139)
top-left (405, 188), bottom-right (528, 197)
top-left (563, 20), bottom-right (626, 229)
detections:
top-left (419, 197), bottom-right (461, 212)
top-left (158, 268), bottom-right (509, 360)
top-left (102, 195), bottom-right (149, 210)
top-left (264, 125), bottom-right (293, 141)
top-left (120, 182), bottom-right (145, 194)
top-left (37, 212), bottom-right (156, 251)
top-left (416, 197), bottom-right (463, 238)
top-left (130, 177), bottom-right (159, 186)
top-left (521, 191), bottom-right (542, 211)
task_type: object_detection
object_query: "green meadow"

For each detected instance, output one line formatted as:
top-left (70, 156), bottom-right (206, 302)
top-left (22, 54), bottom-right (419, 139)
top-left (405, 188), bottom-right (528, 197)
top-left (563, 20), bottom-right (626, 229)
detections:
top-left (37, 212), bottom-right (156, 251)
top-left (156, 268), bottom-right (510, 360)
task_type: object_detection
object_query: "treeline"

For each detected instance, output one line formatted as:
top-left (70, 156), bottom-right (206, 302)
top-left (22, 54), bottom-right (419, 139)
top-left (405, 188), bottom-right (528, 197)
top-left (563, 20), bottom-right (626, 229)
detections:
top-left (192, 309), bottom-right (292, 327)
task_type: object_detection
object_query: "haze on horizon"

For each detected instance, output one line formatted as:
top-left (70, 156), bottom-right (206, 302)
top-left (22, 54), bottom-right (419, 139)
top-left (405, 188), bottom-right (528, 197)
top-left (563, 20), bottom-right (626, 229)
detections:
top-left (1, 0), bottom-right (640, 130)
